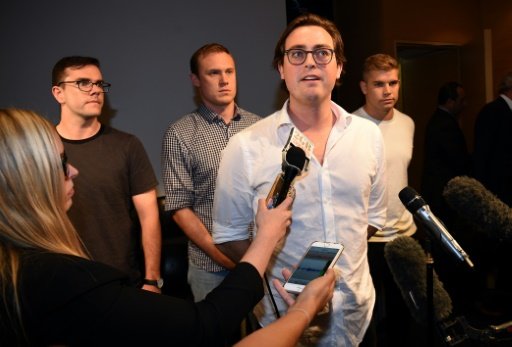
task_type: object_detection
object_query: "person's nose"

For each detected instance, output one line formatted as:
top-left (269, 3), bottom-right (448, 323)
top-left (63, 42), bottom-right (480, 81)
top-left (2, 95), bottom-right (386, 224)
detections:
top-left (90, 82), bottom-right (103, 95)
top-left (304, 51), bottom-right (316, 67)
top-left (68, 163), bottom-right (79, 179)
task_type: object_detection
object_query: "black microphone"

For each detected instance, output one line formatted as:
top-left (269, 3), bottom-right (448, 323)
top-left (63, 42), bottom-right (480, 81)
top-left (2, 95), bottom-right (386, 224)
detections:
top-left (384, 236), bottom-right (453, 325)
top-left (387, 236), bottom-right (512, 344)
top-left (443, 176), bottom-right (512, 242)
top-left (266, 145), bottom-right (306, 208)
top-left (398, 187), bottom-right (474, 268)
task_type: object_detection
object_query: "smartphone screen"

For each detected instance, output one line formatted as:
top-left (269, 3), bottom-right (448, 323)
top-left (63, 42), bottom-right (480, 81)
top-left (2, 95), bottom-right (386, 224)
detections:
top-left (284, 241), bottom-right (344, 294)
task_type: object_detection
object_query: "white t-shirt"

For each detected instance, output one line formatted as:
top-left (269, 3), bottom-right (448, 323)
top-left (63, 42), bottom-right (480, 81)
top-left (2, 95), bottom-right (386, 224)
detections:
top-left (213, 100), bottom-right (387, 346)
top-left (353, 107), bottom-right (416, 242)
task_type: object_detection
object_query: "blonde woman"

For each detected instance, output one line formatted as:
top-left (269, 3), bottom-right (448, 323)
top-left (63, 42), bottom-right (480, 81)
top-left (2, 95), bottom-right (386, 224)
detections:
top-left (0, 108), bottom-right (334, 346)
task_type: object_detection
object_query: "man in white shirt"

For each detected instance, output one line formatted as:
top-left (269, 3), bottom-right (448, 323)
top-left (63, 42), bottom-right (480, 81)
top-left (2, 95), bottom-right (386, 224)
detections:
top-left (212, 14), bottom-right (387, 347)
top-left (353, 53), bottom-right (416, 346)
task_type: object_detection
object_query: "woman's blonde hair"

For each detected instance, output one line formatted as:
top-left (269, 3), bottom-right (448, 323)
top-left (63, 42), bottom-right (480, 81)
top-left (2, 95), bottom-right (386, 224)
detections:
top-left (0, 108), bottom-right (87, 341)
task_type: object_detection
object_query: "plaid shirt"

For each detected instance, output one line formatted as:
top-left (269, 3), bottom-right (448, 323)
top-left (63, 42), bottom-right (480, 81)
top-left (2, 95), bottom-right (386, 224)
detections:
top-left (161, 104), bottom-right (260, 272)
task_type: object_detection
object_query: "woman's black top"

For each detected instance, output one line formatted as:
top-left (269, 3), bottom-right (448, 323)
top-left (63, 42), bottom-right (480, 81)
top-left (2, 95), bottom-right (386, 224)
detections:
top-left (3, 250), bottom-right (263, 346)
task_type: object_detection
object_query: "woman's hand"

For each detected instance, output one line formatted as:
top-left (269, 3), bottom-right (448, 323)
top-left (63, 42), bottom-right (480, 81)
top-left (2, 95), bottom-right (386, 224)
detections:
top-left (239, 196), bottom-right (293, 277)
top-left (273, 267), bottom-right (336, 322)
top-left (254, 196), bottom-right (293, 244)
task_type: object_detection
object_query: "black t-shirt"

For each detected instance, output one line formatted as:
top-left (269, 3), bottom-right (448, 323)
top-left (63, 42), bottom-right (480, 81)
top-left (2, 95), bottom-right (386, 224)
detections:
top-left (61, 125), bottom-right (158, 284)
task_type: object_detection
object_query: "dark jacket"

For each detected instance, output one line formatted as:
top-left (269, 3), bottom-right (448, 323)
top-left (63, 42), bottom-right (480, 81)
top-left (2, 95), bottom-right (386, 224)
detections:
top-left (422, 107), bottom-right (469, 219)
top-left (473, 96), bottom-right (512, 206)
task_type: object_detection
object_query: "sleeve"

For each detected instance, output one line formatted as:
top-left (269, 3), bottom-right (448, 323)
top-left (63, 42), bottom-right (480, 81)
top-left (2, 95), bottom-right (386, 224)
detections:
top-left (212, 134), bottom-right (255, 244)
top-left (90, 262), bottom-right (264, 346)
top-left (22, 255), bottom-right (263, 346)
top-left (368, 128), bottom-right (387, 230)
top-left (127, 134), bottom-right (158, 196)
top-left (161, 124), bottom-right (194, 211)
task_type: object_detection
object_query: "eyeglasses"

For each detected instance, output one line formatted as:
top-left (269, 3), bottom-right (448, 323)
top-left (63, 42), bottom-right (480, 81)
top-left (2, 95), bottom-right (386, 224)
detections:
top-left (58, 79), bottom-right (111, 93)
top-left (284, 48), bottom-right (335, 65)
top-left (61, 152), bottom-right (70, 178)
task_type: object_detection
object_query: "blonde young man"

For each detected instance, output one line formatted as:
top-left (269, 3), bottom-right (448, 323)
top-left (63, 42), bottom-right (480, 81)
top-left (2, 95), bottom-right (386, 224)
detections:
top-left (354, 54), bottom-right (416, 242)
top-left (161, 43), bottom-right (260, 302)
top-left (212, 14), bottom-right (387, 347)
top-left (353, 53), bottom-right (416, 346)
top-left (52, 56), bottom-right (162, 293)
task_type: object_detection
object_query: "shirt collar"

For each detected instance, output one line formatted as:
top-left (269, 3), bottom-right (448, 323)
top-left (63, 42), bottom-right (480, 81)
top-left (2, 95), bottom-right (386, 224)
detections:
top-left (275, 99), bottom-right (350, 145)
top-left (198, 103), bottom-right (242, 123)
top-left (437, 106), bottom-right (460, 122)
top-left (438, 105), bottom-right (451, 114)
top-left (500, 94), bottom-right (512, 111)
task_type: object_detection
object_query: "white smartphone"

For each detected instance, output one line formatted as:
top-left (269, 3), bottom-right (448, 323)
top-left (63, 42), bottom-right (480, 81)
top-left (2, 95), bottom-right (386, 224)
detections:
top-left (283, 241), bottom-right (344, 294)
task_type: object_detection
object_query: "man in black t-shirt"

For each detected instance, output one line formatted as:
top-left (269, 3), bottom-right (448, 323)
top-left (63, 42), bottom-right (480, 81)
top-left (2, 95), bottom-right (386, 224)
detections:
top-left (51, 56), bottom-right (163, 293)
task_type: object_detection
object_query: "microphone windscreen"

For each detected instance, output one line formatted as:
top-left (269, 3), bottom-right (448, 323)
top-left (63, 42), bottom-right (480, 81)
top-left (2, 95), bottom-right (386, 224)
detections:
top-left (443, 176), bottom-right (512, 243)
top-left (398, 186), bottom-right (427, 213)
top-left (285, 146), bottom-right (306, 172)
top-left (384, 236), bottom-right (453, 325)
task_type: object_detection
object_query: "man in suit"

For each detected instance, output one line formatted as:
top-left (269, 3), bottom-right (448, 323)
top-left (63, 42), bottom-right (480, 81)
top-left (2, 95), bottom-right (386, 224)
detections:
top-left (421, 81), bottom-right (472, 321)
top-left (472, 72), bottom-right (512, 319)
top-left (473, 72), bottom-right (512, 206)
top-left (421, 81), bottom-right (468, 224)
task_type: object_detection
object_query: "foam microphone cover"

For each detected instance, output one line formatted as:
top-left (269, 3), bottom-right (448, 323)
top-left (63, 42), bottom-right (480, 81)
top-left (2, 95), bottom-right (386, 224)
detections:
top-left (384, 236), bottom-right (453, 325)
top-left (269, 146), bottom-right (306, 208)
top-left (284, 145), bottom-right (306, 172)
top-left (443, 176), bottom-right (512, 243)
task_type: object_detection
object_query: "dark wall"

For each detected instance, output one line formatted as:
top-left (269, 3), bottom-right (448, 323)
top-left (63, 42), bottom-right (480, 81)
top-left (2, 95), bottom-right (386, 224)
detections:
top-left (332, 0), bottom-right (512, 189)
top-left (1, 1), bottom-right (510, 194)
top-left (482, 0), bottom-right (512, 97)
top-left (0, 1), bottom-right (287, 194)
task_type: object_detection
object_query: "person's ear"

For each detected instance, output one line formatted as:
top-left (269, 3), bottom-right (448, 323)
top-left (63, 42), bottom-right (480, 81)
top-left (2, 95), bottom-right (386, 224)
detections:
top-left (190, 73), bottom-right (200, 88)
top-left (337, 63), bottom-right (342, 80)
top-left (359, 80), bottom-right (368, 95)
top-left (278, 63), bottom-right (285, 80)
top-left (52, 86), bottom-right (65, 104)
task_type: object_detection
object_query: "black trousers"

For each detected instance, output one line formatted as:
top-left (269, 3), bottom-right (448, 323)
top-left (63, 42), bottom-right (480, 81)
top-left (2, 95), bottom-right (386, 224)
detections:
top-left (362, 238), bottom-right (424, 347)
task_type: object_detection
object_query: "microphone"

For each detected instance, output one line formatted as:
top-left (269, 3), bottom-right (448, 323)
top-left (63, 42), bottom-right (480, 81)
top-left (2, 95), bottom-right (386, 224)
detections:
top-left (266, 145), bottom-right (306, 208)
top-left (398, 187), bottom-right (474, 268)
top-left (386, 236), bottom-right (512, 344)
top-left (384, 236), bottom-right (453, 325)
top-left (443, 176), bottom-right (512, 242)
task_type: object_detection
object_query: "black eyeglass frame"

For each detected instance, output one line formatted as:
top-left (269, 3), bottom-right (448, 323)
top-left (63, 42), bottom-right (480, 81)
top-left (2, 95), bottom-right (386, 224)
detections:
top-left (57, 79), bottom-right (111, 93)
top-left (283, 48), bottom-right (335, 66)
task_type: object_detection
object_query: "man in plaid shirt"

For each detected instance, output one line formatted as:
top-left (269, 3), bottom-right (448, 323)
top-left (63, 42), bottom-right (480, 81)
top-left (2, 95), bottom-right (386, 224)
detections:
top-left (161, 43), bottom-right (260, 301)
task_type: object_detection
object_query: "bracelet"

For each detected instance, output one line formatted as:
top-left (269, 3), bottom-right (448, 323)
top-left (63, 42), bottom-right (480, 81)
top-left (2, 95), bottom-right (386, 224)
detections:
top-left (287, 307), bottom-right (312, 323)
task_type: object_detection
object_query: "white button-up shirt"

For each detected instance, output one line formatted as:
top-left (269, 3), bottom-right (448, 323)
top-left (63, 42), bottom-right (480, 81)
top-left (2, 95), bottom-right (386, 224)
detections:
top-left (213, 100), bottom-right (387, 346)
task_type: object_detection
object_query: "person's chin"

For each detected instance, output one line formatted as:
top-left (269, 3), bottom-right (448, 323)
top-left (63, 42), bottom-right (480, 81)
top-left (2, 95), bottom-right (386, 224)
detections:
top-left (215, 96), bottom-right (235, 105)
top-left (84, 104), bottom-right (103, 115)
top-left (65, 199), bottom-right (73, 211)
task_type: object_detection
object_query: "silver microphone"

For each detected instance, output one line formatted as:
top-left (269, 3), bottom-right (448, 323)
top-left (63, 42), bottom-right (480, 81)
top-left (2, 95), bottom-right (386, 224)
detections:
top-left (398, 187), bottom-right (474, 268)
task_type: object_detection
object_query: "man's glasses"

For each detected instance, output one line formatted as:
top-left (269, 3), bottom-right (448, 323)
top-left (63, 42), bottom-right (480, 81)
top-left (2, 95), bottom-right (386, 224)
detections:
top-left (58, 79), bottom-right (111, 93)
top-left (61, 152), bottom-right (70, 178)
top-left (284, 48), bottom-right (335, 65)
